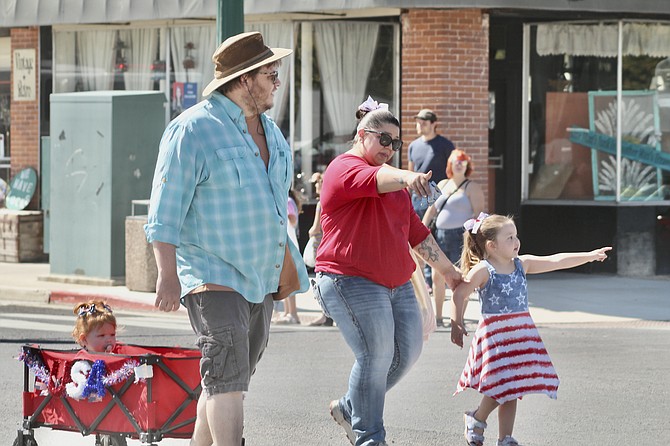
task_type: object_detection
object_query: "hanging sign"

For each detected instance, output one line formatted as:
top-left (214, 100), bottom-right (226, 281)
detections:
top-left (13, 49), bottom-right (36, 101)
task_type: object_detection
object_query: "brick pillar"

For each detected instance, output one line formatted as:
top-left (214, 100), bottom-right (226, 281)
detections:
top-left (401, 9), bottom-right (489, 203)
top-left (10, 27), bottom-right (41, 209)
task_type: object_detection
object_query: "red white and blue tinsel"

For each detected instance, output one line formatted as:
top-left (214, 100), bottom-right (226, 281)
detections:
top-left (82, 360), bottom-right (108, 400)
top-left (17, 350), bottom-right (139, 401)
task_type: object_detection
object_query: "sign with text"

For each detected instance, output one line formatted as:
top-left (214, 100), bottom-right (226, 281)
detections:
top-left (183, 82), bottom-right (198, 109)
top-left (6, 167), bottom-right (37, 210)
top-left (13, 49), bottom-right (36, 101)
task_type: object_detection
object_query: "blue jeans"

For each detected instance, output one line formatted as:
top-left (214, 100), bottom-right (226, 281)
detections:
top-left (314, 273), bottom-right (423, 446)
top-left (435, 227), bottom-right (465, 265)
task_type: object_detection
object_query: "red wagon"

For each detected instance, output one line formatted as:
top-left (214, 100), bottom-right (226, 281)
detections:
top-left (16, 344), bottom-right (201, 446)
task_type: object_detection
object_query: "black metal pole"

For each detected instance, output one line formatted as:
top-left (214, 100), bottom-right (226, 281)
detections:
top-left (217, 0), bottom-right (245, 45)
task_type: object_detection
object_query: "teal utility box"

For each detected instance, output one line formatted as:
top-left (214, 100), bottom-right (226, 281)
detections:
top-left (49, 91), bottom-right (166, 280)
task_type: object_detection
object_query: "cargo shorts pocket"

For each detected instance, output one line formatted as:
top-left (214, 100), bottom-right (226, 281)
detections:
top-left (196, 328), bottom-right (239, 383)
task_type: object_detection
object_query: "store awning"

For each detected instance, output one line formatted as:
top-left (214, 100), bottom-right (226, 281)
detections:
top-left (1, 0), bottom-right (669, 27)
top-left (0, 0), bottom-right (218, 27)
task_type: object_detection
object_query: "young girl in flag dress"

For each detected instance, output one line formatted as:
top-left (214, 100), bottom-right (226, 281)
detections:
top-left (450, 213), bottom-right (611, 446)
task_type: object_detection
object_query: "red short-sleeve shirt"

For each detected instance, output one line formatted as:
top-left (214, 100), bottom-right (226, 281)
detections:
top-left (315, 154), bottom-right (430, 288)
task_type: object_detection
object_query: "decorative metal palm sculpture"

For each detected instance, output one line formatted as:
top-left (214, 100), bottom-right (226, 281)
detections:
top-left (592, 94), bottom-right (661, 199)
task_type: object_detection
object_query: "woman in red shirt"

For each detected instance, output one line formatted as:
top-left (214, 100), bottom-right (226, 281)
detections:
top-left (314, 104), bottom-right (462, 446)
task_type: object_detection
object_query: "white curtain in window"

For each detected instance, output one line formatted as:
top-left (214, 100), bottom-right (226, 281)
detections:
top-left (76, 30), bottom-right (116, 90)
top-left (54, 31), bottom-right (76, 93)
top-left (170, 25), bottom-right (217, 99)
top-left (537, 22), bottom-right (670, 58)
top-left (624, 23), bottom-right (670, 58)
top-left (246, 22), bottom-right (293, 123)
top-left (314, 22), bottom-right (380, 137)
top-left (120, 28), bottom-right (158, 90)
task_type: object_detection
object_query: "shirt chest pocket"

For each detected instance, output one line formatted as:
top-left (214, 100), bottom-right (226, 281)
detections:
top-left (270, 149), bottom-right (291, 190)
top-left (215, 146), bottom-right (250, 189)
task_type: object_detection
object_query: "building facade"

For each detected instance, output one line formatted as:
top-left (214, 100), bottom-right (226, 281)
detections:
top-left (1, 0), bottom-right (669, 275)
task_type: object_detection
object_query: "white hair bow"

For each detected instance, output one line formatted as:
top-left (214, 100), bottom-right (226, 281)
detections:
top-left (358, 95), bottom-right (388, 112)
top-left (463, 212), bottom-right (490, 234)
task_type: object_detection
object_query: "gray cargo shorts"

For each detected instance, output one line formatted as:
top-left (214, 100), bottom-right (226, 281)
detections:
top-left (183, 291), bottom-right (274, 397)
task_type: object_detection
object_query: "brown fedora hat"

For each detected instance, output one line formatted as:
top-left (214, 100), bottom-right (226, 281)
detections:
top-left (202, 31), bottom-right (292, 97)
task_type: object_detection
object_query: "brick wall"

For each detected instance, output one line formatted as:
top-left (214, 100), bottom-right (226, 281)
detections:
top-left (400, 9), bottom-right (490, 203)
top-left (9, 27), bottom-right (40, 209)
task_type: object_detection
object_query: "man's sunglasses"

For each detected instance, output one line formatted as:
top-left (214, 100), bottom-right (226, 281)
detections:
top-left (258, 70), bottom-right (279, 84)
top-left (364, 129), bottom-right (403, 152)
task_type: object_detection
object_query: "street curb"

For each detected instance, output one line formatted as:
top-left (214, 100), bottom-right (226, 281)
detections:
top-left (49, 290), bottom-right (159, 312)
top-left (0, 286), bottom-right (50, 303)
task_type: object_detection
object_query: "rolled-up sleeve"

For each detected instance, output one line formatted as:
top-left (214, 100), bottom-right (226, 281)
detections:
top-left (145, 122), bottom-right (201, 247)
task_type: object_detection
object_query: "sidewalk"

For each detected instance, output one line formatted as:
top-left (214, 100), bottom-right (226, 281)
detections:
top-left (0, 262), bottom-right (668, 325)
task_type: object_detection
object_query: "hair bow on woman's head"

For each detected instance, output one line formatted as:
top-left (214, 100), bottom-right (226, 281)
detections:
top-left (358, 95), bottom-right (388, 113)
top-left (463, 212), bottom-right (490, 234)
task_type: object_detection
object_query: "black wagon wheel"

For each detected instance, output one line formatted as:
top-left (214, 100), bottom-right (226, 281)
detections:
top-left (12, 432), bottom-right (38, 446)
top-left (98, 434), bottom-right (128, 446)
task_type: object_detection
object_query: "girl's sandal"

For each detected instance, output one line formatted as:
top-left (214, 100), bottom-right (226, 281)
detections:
top-left (496, 436), bottom-right (521, 446)
top-left (463, 410), bottom-right (487, 446)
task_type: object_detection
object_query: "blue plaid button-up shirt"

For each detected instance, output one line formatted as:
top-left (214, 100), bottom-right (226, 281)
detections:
top-left (145, 92), bottom-right (308, 303)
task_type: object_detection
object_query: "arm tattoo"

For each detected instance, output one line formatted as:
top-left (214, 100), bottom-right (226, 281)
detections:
top-left (393, 176), bottom-right (406, 185)
top-left (416, 238), bottom-right (440, 263)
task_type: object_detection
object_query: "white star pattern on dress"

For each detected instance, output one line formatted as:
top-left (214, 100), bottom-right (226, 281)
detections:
top-left (516, 293), bottom-right (527, 306)
top-left (511, 270), bottom-right (519, 283)
top-left (500, 306), bottom-right (513, 314)
top-left (489, 294), bottom-right (501, 306)
top-left (501, 282), bottom-right (513, 295)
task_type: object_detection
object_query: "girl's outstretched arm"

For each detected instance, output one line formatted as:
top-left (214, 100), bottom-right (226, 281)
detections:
top-left (520, 246), bottom-right (612, 275)
top-left (450, 264), bottom-right (488, 348)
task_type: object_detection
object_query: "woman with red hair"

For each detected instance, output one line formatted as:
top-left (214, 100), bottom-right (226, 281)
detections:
top-left (422, 149), bottom-right (486, 326)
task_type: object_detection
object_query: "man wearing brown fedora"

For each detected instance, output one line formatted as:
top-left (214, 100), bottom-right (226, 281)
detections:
top-left (145, 31), bottom-right (309, 446)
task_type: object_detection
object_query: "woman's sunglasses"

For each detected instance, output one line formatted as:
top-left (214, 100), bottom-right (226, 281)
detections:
top-left (364, 129), bottom-right (403, 152)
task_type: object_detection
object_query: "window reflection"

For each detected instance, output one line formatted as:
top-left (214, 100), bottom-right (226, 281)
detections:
top-left (51, 21), bottom-right (400, 202)
top-left (527, 22), bottom-right (670, 202)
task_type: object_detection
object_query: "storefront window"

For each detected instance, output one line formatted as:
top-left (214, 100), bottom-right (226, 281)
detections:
top-left (294, 21), bottom-right (399, 199)
top-left (51, 20), bottom-right (400, 201)
top-left (53, 27), bottom-right (166, 94)
top-left (0, 32), bottom-right (10, 183)
top-left (169, 25), bottom-right (217, 119)
top-left (526, 21), bottom-right (670, 202)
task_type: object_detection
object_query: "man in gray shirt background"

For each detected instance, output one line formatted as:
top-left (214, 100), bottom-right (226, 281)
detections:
top-left (408, 108), bottom-right (455, 288)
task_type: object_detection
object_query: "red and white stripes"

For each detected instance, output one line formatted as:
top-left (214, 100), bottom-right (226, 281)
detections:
top-left (455, 312), bottom-right (559, 404)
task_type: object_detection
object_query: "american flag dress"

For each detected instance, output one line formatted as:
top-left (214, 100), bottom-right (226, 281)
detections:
top-left (455, 258), bottom-right (559, 404)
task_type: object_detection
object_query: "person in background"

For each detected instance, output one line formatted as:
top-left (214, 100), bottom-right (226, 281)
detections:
top-left (408, 108), bottom-right (455, 289)
top-left (305, 171), bottom-right (334, 327)
top-left (450, 213), bottom-right (611, 446)
top-left (274, 189), bottom-right (303, 324)
top-left (314, 98), bottom-right (462, 446)
top-left (144, 31), bottom-right (309, 446)
top-left (422, 149), bottom-right (485, 326)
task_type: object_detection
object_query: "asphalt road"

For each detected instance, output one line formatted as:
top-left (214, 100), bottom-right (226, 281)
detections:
top-left (1, 302), bottom-right (669, 445)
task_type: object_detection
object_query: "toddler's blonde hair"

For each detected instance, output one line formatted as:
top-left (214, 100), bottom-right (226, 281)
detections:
top-left (71, 300), bottom-right (116, 346)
